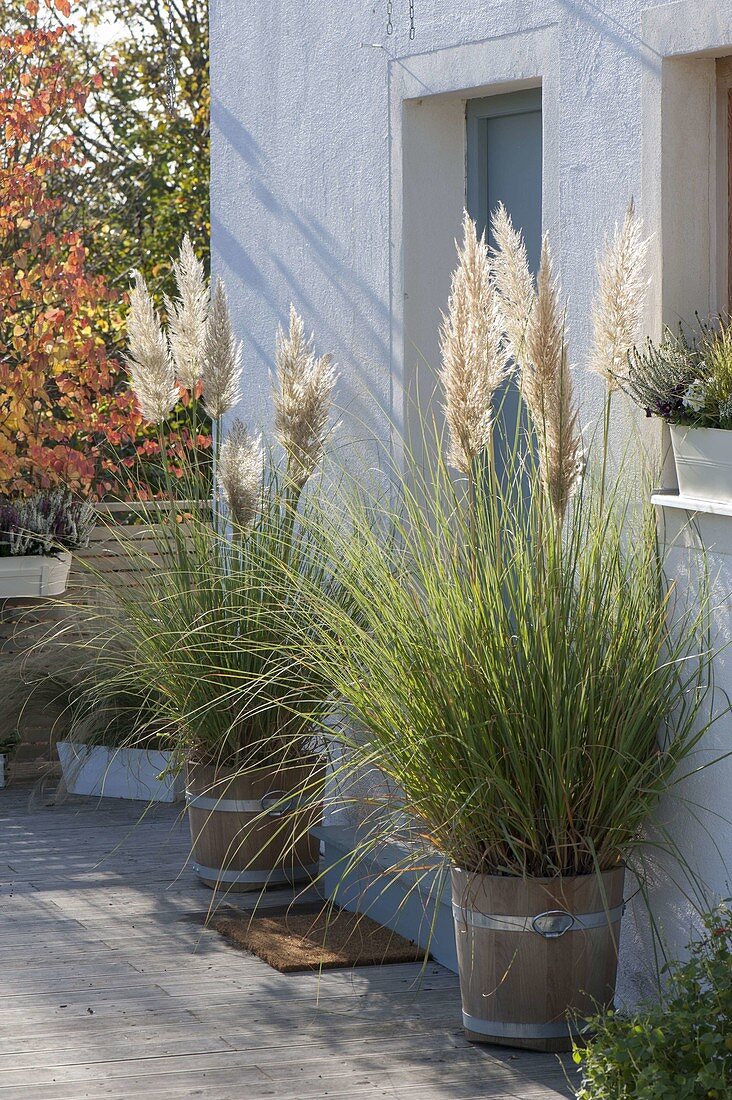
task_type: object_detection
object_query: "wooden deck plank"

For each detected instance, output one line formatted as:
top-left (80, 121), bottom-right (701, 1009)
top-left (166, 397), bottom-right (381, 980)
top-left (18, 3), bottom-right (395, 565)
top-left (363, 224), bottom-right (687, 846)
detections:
top-left (0, 1034), bottom-right (520, 1087)
top-left (0, 788), bottom-right (576, 1100)
top-left (0, 1061), bottom-right (569, 1100)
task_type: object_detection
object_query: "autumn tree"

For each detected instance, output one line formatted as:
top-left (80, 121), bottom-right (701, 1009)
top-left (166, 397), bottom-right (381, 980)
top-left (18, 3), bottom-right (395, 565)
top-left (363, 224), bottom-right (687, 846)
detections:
top-left (0, 2), bottom-right (206, 497)
top-left (69, 0), bottom-right (209, 296)
top-left (3, 0), bottom-right (209, 299)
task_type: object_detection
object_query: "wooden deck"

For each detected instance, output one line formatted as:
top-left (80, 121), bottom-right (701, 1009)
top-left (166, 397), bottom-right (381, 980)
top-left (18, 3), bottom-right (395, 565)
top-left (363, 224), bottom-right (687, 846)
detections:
top-left (0, 788), bottom-right (576, 1100)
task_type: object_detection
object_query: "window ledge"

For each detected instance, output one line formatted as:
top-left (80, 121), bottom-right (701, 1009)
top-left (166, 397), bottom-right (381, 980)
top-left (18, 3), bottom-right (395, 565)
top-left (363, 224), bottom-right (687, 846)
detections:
top-left (651, 490), bottom-right (732, 518)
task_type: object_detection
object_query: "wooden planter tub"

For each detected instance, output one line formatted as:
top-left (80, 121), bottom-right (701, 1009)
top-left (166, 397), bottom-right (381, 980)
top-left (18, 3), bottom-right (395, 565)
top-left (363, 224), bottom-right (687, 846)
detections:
top-left (186, 758), bottom-right (324, 891)
top-left (451, 865), bottom-right (625, 1052)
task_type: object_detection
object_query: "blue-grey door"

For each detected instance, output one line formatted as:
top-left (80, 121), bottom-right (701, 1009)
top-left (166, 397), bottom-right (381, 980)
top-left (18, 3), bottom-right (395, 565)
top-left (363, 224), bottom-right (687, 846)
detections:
top-left (466, 89), bottom-right (542, 481)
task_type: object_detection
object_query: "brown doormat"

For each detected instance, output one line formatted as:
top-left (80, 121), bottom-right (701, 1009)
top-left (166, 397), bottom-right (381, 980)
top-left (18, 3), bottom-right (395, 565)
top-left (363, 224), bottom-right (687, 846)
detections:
top-left (212, 905), bottom-right (425, 973)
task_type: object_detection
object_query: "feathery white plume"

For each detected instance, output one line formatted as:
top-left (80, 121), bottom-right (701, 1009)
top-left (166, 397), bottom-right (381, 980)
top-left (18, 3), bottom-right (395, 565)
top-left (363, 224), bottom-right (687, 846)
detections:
top-left (490, 208), bottom-right (582, 522)
top-left (491, 202), bottom-right (536, 366)
top-left (524, 238), bottom-right (582, 523)
top-left (589, 199), bottom-right (649, 390)
top-left (125, 271), bottom-right (179, 424)
top-left (273, 306), bottom-right (337, 488)
top-left (202, 278), bottom-right (243, 420)
top-left (218, 419), bottom-right (263, 529)
top-left (166, 235), bottom-right (210, 390)
top-left (439, 212), bottom-right (511, 475)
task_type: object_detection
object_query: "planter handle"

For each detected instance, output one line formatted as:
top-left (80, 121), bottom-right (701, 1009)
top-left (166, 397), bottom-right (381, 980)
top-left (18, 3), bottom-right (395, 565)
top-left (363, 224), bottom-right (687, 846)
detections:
top-left (531, 910), bottom-right (575, 938)
top-left (260, 788), bottom-right (299, 817)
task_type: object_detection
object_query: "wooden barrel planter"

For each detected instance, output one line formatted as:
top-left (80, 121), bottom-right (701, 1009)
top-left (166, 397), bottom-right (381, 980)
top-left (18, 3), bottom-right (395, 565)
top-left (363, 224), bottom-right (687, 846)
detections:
top-left (451, 865), bottom-right (625, 1052)
top-left (186, 759), bottom-right (324, 891)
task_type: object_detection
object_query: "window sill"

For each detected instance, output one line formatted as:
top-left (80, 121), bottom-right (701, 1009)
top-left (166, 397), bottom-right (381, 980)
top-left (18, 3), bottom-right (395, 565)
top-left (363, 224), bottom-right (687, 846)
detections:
top-left (651, 490), bottom-right (732, 558)
top-left (651, 490), bottom-right (732, 519)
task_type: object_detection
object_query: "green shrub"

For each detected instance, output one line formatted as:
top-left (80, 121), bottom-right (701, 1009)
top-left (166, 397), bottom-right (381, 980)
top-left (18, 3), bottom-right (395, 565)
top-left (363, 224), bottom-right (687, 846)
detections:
top-left (574, 909), bottom-right (732, 1100)
top-left (0, 728), bottom-right (20, 757)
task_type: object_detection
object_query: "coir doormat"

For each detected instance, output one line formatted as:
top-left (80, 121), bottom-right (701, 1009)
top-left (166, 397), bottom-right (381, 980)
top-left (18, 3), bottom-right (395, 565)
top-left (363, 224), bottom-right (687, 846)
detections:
top-left (212, 905), bottom-right (425, 973)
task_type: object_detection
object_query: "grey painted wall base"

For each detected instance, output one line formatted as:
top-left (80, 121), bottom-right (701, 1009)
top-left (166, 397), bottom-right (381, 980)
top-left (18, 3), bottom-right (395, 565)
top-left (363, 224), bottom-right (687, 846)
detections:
top-left (313, 824), bottom-right (458, 973)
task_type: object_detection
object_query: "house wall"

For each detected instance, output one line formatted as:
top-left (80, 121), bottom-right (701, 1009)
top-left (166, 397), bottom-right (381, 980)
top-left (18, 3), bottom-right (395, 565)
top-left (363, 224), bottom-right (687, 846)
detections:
top-left (211, 0), bottom-right (732, 1002)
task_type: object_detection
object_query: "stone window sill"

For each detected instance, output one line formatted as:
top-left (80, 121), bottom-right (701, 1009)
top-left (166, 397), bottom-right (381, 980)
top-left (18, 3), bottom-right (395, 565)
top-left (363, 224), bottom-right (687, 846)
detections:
top-left (651, 490), bottom-right (732, 519)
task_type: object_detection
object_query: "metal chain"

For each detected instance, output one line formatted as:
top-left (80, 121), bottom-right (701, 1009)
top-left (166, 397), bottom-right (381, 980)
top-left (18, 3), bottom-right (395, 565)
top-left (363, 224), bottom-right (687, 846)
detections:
top-left (163, 2), bottom-right (177, 117)
top-left (408, 0), bottom-right (415, 39)
top-left (386, 0), bottom-right (393, 35)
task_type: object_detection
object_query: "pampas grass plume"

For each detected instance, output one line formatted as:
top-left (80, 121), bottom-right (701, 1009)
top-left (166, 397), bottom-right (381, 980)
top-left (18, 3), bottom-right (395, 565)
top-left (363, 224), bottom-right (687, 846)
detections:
top-left (439, 212), bottom-right (510, 475)
top-left (126, 271), bottom-right (179, 424)
top-left (525, 238), bottom-right (583, 522)
top-left (166, 235), bottom-right (210, 390)
top-left (273, 305), bottom-right (337, 488)
top-left (589, 199), bottom-right (649, 390)
top-left (218, 419), bottom-right (263, 529)
top-left (202, 278), bottom-right (243, 420)
top-left (491, 202), bottom-right (536, 366)
top-left (489, 208), bottom-right (582, 523)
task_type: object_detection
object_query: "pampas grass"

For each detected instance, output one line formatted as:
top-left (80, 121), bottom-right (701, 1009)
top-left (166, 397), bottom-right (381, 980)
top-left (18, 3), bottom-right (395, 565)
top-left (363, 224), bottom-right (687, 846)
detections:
top-left (218, 420), bottom-right (263, 529)
top-left (259, 198), bottom-right (707, 882)
top-left (439, 213), bottom-right (510, 475)
top-left (279, 437), bottom-right (714, 878)
top-left (491, 201), bottom-right (535, 366)
top-left (126, 271), bottom-right (179, 424)
top-left (589, 200), bottom-right (649, 391)
top-left (166, 235), bottom-right (210, 389)
top-left (202, 278), bottom-right (243, 421)
top-left (525, 239), bottom-right (582, 522)
top-left (126, 242), bottom-right (241, 423)
top-left (490, 208), bottom-right (582, 523)
top-left (62, 490), bottom-right (343, 769)
top-left (274, 306), bottom-right (338, 488)
top-left (81, 259), bottom-right (340, 770)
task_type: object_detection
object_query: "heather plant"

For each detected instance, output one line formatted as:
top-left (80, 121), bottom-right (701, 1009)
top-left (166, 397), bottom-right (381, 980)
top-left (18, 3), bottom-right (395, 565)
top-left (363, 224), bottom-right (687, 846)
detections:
top-left (0, 488), bottom-right (94, 556)
top-left (621, 316), bottom-right (732, 429)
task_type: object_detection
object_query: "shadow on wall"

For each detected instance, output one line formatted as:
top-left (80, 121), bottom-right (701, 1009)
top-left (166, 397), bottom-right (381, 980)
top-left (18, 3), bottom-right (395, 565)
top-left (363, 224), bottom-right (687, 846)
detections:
top-left (211, 96), bottom-right (394, 454)
top-left (555, 0), bottom-right (661, 70)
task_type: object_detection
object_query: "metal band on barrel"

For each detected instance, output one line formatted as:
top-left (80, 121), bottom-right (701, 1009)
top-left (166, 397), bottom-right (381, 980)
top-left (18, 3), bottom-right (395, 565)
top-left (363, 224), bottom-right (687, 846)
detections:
top-left (185, 792), bottom-right (304, 814)
top-left (192, 862), bottom-right (318, 885)
top-left (462, 1012), bottom-right (585, 1040)
top-left (452, 902), bottom-right (624, 933)
top-left (186, 793), bottom-right (264, 812)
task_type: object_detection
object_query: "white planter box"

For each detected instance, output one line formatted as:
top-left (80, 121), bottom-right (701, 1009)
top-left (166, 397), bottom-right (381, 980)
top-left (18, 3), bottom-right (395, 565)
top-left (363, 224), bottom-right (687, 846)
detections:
top-left (670, 426), bottom-right (732, 506)
top-left (0, 551), bottom-right (71, 598)
top-left (57, 742), bottom-right (183, 803)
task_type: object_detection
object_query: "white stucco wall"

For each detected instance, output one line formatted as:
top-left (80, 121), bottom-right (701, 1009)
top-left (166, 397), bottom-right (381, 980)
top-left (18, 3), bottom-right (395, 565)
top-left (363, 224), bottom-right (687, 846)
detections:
top-left (211, 0), bottom-right (732, 1002)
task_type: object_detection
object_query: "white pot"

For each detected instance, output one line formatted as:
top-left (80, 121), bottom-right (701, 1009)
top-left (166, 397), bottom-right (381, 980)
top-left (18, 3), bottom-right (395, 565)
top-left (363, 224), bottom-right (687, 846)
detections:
top-left (670, 425), bottom-right (732, 505)
top-left (57, 742), bottom-right (184, 803)
top-left (0, 551), bottom-right (71, 598)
